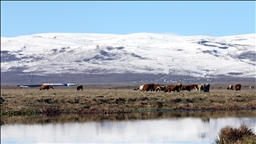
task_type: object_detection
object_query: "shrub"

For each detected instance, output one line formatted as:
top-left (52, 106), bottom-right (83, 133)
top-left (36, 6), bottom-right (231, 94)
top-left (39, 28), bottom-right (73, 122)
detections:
top-left (215, 124), bottom-right (256, 144)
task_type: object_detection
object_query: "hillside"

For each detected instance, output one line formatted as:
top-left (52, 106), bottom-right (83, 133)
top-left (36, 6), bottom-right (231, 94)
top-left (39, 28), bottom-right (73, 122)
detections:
top-left (1, 33), bottom-right (255, 84)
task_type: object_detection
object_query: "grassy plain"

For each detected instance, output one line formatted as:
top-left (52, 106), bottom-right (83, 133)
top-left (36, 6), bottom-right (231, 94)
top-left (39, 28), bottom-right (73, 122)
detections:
top-left (1, 84), bottom-right (256, 115)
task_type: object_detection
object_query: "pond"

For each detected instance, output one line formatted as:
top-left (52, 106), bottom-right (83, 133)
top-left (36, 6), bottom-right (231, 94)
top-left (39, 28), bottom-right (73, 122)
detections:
top-left (1, 110), bottom-right (256, 144)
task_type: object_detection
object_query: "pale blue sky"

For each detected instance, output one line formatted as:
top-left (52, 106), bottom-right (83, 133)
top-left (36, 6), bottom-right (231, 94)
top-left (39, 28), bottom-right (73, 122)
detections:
top-left (1, 1), bottom-right (255, 37)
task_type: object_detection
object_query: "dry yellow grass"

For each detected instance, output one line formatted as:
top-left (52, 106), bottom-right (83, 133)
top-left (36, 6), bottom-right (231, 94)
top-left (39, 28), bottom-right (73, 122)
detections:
top-left (215, 124), bottom-right (256, 144)
top-left (1, 85), bottom-right (256, 115)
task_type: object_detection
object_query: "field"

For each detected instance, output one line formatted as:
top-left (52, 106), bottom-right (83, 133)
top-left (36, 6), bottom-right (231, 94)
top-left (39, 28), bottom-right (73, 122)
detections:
top-left (1, 83), bottom-right (256, 116)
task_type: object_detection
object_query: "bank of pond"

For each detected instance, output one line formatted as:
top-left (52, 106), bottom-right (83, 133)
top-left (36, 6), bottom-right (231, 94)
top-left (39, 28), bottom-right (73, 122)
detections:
top-left (1, 110), bottom-right (256, 143)
top-left (1, 84), bottom-right (255, 143)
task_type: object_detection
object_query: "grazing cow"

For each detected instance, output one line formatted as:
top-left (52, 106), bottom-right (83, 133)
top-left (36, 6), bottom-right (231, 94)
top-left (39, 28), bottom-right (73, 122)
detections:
top-left (77, 85), bottom-right (83, 91)
top-left (0, 97), bottom-right (5, 104)
top-left (235, 84), bottom-right (241, 91)
top-left (182, 84), bottom-right (198, 91)
top-left (198, 84), bottom-right (203, 92)
top-left (141, 83), bottom-right (154, 92)
top-left (139, 85), bottom-right (144, 91)
top-left (155, 85), bottom-right (166, 92)
top-left (176, 83), bottom-right (183, 92)
top-left (227, 85), bottom-right (234, 90)
top-left (249, 86), bottom-right (255, 89)
top-left (198, 84), bottom-right (209, 92)
top-left (165, 83), bottom-right (182, 92)
top-left (203, 83), bottom-right (210, 92)
top-left (39, 85), bottom-right (54, 90)
top-left (182, 85), bottom-right (188, 91)
top-left (153, 84), bottom-right (166, 92)
top-left (191, 84), bottom-right (198, 91)
top-left (153, 84), bottom-right (161, 91)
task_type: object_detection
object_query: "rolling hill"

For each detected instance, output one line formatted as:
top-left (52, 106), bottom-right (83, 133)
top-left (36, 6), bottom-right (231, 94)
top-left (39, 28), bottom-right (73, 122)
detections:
top-left (1, 33), bottom-right (255, 84)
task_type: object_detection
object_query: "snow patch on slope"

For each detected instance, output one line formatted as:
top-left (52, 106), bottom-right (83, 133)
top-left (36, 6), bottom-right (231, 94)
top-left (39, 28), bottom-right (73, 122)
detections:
top-left (1, 33), bottom-right (255, 78)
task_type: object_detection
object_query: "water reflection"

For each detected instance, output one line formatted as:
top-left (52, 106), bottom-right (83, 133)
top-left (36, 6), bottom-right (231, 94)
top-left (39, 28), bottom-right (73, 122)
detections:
top-left (1, 110), bottom-right (256, 143)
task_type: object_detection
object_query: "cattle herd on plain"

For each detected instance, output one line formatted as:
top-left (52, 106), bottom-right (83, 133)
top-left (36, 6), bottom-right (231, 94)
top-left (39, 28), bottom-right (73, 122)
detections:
top-left (37, 83), bottom-right (251, 92)
top-left (136, 83), bottom-right (211, 92)
top-left (136, 83), bottom-right (244, 92)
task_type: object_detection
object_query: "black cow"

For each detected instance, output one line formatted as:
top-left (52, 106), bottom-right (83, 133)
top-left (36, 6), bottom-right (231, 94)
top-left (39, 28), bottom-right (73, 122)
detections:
top-left (0, 97), bottom-right (5, 104)
top-left (77, 85), bottom-right (83, 91)
top-left (203, 83), bottom-right (210, 92)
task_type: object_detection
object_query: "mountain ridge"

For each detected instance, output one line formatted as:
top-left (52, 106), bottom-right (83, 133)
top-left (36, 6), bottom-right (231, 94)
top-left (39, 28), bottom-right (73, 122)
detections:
top-left (1, 33), bottom-right (255, 84)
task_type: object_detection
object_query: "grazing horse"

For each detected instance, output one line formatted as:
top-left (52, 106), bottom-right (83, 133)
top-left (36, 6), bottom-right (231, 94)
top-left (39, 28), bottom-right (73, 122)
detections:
top-left (77, 85), bottom-right (83, 91)
top-left (235, 84), bottom-right (241, 91)
top-left (39, 85), bottom-right (54, 90)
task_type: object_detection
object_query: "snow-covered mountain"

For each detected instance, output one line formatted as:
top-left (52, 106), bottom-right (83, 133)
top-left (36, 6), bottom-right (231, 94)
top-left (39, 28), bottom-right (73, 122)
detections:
top-left (1, 33), bottom-right (256, 79)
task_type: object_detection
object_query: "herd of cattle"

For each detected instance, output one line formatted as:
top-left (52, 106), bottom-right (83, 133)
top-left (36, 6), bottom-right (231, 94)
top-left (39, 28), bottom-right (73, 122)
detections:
top-left (135, 83), bottom-right (243, 92)
top-left (39, 84), bottom-right (83, 90)
top-left (38, 83), bottom-right (246, 92)
top-left (136, 83), bottom-right (210, 92)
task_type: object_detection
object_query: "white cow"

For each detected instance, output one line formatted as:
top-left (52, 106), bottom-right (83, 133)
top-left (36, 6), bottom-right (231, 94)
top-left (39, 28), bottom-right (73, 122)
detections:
top-left (139, 85), bottom-right (144, 91)
top-left (227, 85), bottom-right (234, 90)
top-left (198, 84), bottom-right (204, 92)
top-left (155, 85), bottom-right (166, 92)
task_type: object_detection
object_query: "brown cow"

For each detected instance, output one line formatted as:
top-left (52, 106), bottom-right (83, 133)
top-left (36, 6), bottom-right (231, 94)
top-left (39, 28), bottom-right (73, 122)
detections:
top-left (182, 84), bottom-right (198, 91)
top-left (142, 83), bottom-right (154, 92)
top-left (190, 84), bottom-right (198, 91)
top-left (153, 84), bottom-right (161, 91)
top-left (235, 84), bottom-right (241, 91)
top-left (153, 84), bottom-right (166, 92)
top-left (39, 85), bottom-right (54, 90)
top-left (176, 83), bottom-right (182, 92)
top-left (181, 85), bottom-right (187, 91)
top-left (165, 83), bottom-right (182, 92)
top-left (155, 85), bottom-right (166, 92)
